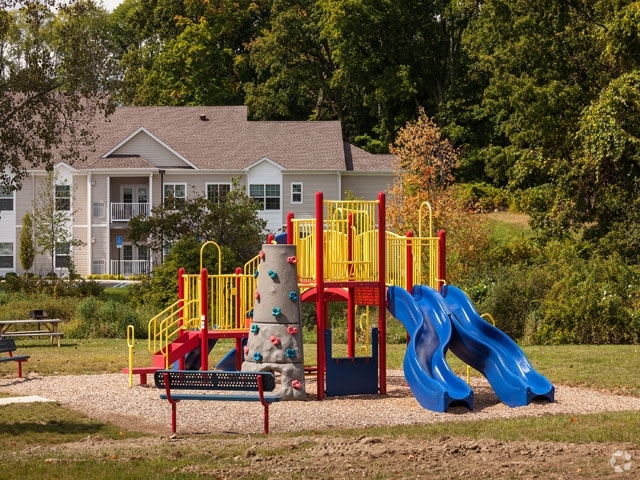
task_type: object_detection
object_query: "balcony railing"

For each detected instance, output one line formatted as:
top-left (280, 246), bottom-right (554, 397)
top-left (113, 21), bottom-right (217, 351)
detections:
top-left (111, 202), bottom-right (149, 222)
top-left (110, 260), bottom-right (150, 277)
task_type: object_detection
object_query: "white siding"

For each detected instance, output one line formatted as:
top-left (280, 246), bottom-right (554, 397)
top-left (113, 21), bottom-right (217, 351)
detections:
top-left (247, 160), bottom-right (283, 232)
top-left (113, 131), bottom-right (190, 168)
top-left (340, 174), bottom-right (394, 201)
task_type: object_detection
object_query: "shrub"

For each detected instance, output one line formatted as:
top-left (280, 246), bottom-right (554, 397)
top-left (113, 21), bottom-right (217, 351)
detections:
top-left (69, 298), bottom-right (148, 339)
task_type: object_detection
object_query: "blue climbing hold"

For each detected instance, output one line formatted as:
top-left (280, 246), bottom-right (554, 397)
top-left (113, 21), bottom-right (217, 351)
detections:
top-left (289, 291), bottom-right (298, 302)
top-left (253, 270), bottom-right (259, 278)
top-left (271, 307), bottom-right (281, 317)
top-left (253, 352), bottom-right (263, 362)
top-left (247, 309), bottom-right (253, 318)
top-left (250, 324), bottom-right (259, 333)
top-left (268, 269), bottom-right (278, 279)
top-left (286, 348), bottom-right (296, 359)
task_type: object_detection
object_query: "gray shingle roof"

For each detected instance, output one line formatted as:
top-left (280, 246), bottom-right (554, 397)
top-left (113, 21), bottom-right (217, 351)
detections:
top-left (76, 106), bottom-right (387, 172)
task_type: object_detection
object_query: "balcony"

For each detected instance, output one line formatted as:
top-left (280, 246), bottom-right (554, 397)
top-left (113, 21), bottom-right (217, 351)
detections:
top-left (110, 260), bottom-right (150, 277)
top-left (111, 202), bottom-right (149, 222)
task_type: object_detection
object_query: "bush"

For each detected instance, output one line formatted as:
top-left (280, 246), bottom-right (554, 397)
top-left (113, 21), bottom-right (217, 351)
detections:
top-left (533, 252), bottom-right (640, 344)
top-left (68, 297), bottom-right (148, 339)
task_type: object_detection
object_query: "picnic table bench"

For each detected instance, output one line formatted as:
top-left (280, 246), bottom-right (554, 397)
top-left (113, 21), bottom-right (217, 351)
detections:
top-left (0, 310), bottom-right (64, 347)
top-left (0, 338), bottom-right (30, 378)
top-left (154, 370), bottom-right (281, 434)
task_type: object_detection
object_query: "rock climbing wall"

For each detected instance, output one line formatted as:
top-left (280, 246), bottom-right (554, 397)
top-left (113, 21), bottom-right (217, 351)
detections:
top-left (242, 243), bottom-right (306, 400)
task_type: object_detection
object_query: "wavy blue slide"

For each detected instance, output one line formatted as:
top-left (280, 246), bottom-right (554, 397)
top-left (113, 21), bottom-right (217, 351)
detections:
top-left (439, 284), bottom-right (555, 407)
top-left (387, 286), bottom-right (473, 412)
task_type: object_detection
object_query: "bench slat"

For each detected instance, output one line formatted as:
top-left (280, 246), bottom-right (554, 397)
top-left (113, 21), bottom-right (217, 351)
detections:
top-left (0, 355), bottom-right (30, 362)
top-left (160, 393), bottom-right (281, 402)
top-left (1, 331), bottom-right (64, 336)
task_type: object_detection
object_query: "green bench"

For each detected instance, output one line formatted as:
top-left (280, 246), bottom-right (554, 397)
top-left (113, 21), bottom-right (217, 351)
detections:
top-left (154, 370), bottom-right (281, 434)
top-left (0, 338), bottom-right (30, 378)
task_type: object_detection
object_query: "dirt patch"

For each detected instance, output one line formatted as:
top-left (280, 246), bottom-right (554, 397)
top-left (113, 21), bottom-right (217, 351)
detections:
top-left (34, 433), bottom-right (634, 479)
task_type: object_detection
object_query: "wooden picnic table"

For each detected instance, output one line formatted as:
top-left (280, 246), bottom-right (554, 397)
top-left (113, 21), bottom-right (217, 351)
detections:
top-left (0, 318), bottom-right (65, 347)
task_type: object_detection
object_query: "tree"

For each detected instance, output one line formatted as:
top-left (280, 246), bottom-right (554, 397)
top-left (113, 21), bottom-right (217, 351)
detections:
top-left (119, 0), bottom-right (269, 106)
top-left (0, 0), bottom-right (117, 194)
top-left (386, 109), bottom-right (490, 283)
top-left (128, 179), bottom-right (266, 269)
top-left (19, 211), bottom-right (35, 273)
top-left (32, 170), bottom-right (85, 275)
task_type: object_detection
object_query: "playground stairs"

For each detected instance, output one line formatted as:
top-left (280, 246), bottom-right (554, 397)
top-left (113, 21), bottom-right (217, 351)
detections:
top-left (151, 330), bottom-right (202, 368)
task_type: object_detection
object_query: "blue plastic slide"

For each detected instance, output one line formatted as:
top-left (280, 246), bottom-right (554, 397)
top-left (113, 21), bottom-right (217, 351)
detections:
top-left (439, 284), bottom-right (555, 407)
top-left (387, 286), bottom-right (473, 412)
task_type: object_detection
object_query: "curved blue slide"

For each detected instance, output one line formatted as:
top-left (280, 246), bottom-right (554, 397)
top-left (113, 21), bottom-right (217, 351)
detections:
top-left (439, 284), bottom-right (555, 407)
top-left (387, 286), bottom-right (473, 412)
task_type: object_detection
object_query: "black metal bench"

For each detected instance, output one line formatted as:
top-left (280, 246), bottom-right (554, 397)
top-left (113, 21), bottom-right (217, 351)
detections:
top-left (0, 338), bottom-right (30, 378)
top-left (154, 370), bottom-right (281, 434)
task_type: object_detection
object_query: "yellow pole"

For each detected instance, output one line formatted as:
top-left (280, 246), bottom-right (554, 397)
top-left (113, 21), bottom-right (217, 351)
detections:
top-left (127, 325), bottom-right (135, 388)
top-left (200, 241), bottom-right (222, 274)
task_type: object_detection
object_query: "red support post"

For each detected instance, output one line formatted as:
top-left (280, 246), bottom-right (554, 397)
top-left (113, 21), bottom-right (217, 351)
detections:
top-left (315, 191), bottom-right (325, 400)
top-left (406, 231), bottom-right (413, 292)
top-left (200, 268), bottom-right (209, 371)
top-left (347, 213), bottom-right (355, 357)
top-left (177, 267), bottom-right (186, 370)
top-left (438, 230), bottom-right (446, 292)
top-left (377, 192), bottom-right (387, 395)
top-left (235, 266), bottom-right (243, 370)
top-left (287, 211), bottom-right (294, 244)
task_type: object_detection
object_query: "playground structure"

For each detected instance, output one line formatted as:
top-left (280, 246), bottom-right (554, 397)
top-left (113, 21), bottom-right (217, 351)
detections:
top-left (126, 191), bottom-right (554, 412)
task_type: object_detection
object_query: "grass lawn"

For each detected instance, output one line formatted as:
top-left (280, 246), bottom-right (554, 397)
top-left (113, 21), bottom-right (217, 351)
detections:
top-left (1, 339), bottom-right (639, 478)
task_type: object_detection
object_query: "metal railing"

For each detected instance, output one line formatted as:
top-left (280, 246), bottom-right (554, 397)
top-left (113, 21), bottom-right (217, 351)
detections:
top-left (110, 202), bottom-right (149, 222)
top-left (110, 260), bottom-right (149, 277)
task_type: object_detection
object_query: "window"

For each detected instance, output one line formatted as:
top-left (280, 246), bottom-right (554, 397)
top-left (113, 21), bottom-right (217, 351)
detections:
top-left (207, 183), bottom-right (231, 204)
top-left (55, 243), bottom-right (70, 268)
top-left (0, 243), bottom-right (13, 268)
top-left (291, 183), bottom-right (303, 204)
top-left (93, 201), bottom-right (105, 217)
top-left (0, 187), bottom-right (13, 211)
top-left (249, 184), bottom-right (280, 210)
top-left (55, 185), bottom-right (71, 211)
top-left (163, 183), bottom-right (186, 209)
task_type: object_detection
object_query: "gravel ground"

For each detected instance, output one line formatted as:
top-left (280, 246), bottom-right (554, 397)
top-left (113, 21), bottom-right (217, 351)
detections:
top-left (2, 370), bottom-right (640, 436)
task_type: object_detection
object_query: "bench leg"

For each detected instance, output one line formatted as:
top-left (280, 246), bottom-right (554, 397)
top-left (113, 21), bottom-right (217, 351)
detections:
top-left (17, 360), bottom-right (23, 379)
top-left (264, 404), bottom-right (269, 434)
top-left (171, 402), bottom-right (177, 434)
top-left (140, 373), bottom-right (147, 385)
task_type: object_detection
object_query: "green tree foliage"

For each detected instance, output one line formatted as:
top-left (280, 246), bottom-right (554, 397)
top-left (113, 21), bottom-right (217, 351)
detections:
top-left (0, 0), bottom-right (117, 193)
top-left (19, 212), bottom-right (35, 273)
top-left (119, 0), bottom-right (269, 105)
top-left (128, 179), bottom-right (266, 268)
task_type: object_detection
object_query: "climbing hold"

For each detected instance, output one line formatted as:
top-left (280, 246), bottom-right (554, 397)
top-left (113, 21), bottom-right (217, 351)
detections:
top-left (271, 307), bottom-right (281, 317)
top-left (286, 348), bottom-right (296, 359)
top-left (247, 309), bottom-right (253, 318)
top-left (291, 379), bottom-right (301, 389)
top-left (287, 326), bottom-right (298, 335)
top-left (288, 291), bottom-right (298, 302)
top-left (287, 256), bottom-right (297, 264)
top-left (243, 346), bottom-right (249, 356)
top-left (254, 291), bottom-right (260, 300)
top-left (253, 269), bottom-right (259, 278)
top-left (270, 336), bottom-right (281, 346)
top-left (250, 324), bottom-right (260, 334)
top-left (259, 250), bottom-right (265, 259)
top-left (253, 352), bottom-right (263, 362)
top-left (268, 269), bottom-right (278, 279)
